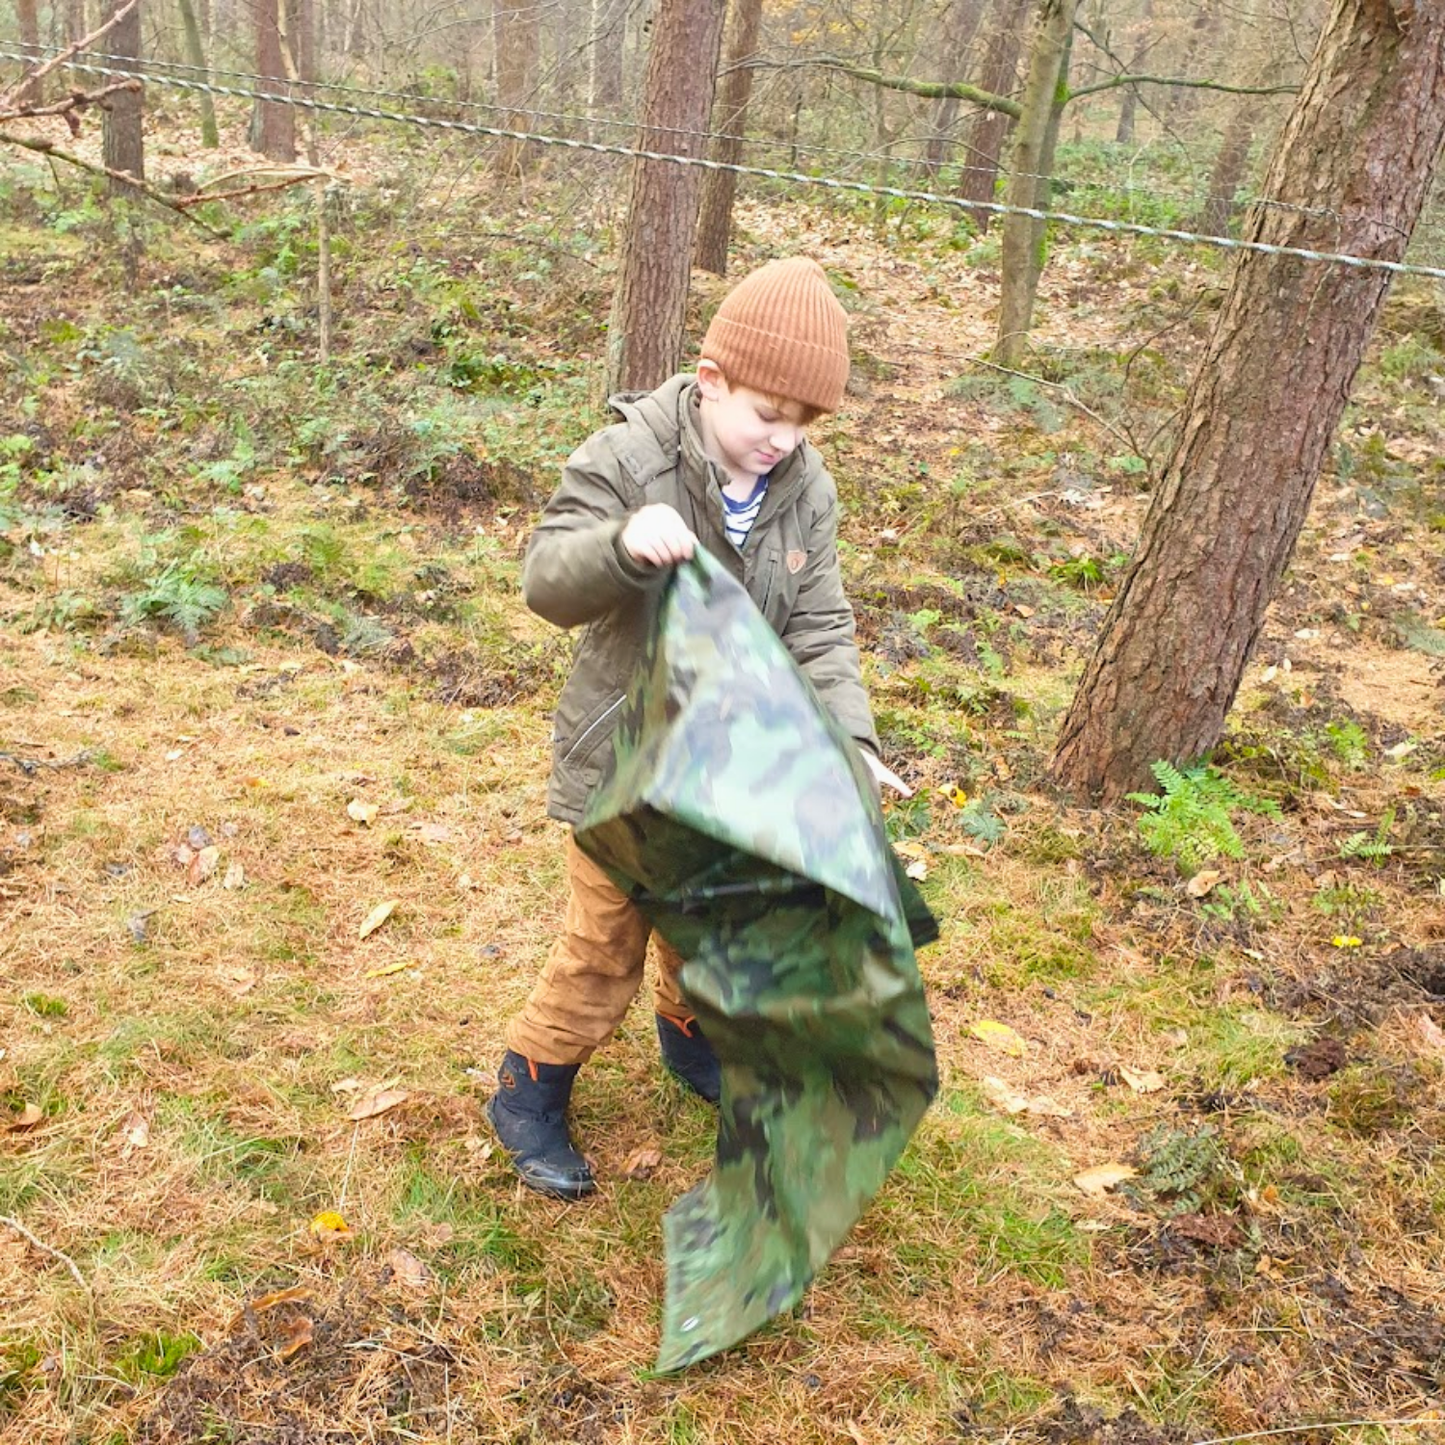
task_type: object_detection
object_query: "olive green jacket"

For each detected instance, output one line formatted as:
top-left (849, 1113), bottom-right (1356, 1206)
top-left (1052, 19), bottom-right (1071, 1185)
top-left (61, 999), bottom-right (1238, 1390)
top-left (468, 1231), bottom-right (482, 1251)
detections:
top-left (523, 373), bottom-right (877, 825)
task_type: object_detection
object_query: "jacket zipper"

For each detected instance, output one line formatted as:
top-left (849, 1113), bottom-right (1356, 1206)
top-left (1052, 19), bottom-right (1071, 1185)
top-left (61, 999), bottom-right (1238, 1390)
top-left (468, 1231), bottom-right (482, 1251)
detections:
top-left (562, 693), bottom-right (626, 764)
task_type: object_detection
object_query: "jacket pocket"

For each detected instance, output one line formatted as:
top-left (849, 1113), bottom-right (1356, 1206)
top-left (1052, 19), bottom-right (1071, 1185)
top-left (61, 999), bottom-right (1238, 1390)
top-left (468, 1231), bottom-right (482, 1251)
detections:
top-left (560, 691), bottom-right (627, 767)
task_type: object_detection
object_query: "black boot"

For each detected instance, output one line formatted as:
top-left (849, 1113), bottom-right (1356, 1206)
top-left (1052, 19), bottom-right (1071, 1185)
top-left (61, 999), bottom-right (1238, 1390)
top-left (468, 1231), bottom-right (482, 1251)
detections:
top-left (486, 1051), bottom-right (596, 1199)
top-left (656, 1013), bottom-right (721, 1104)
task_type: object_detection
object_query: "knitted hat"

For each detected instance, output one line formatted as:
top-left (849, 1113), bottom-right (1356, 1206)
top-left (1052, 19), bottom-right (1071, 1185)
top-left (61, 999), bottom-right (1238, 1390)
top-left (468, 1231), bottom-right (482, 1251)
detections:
top-left (701, 257), bottom-right (849, 413)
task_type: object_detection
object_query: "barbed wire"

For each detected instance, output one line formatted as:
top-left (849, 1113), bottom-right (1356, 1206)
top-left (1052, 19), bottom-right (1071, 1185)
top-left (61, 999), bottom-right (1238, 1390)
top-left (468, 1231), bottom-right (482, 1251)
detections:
top-left (4, 48), bottom-right (1443, 282)
top-left (5, 38), bottom-right (1346, 221)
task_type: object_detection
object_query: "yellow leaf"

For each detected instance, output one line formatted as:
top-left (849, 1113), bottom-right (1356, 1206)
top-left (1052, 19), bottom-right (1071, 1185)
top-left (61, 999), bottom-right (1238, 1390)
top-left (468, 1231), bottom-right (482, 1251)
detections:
top-left (309, 1210), bottom-right (351, 1239)
top-left (365, 959), bottom-right (414, 979)
top-left (348, 1086), bottom-right (410, 1120)
top-left (1186, 869), bottom-right (1223, 899)
top-left (358, 899), bottom-right (398, 940)
top-left (1073, 1162), bottom-right (1136, 1197)
top-left (969, 1020), bottom-right (1026, 1056)
top-left (347, 798), bottom-right (380, 826)
top-left (1331, 935), bottom-right (1362, 948)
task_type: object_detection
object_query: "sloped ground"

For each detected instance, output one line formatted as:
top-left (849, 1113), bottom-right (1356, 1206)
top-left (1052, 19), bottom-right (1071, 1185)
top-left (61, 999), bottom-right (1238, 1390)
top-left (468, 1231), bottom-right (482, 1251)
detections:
top-left (2, 112), bottom-right (1444, 1445)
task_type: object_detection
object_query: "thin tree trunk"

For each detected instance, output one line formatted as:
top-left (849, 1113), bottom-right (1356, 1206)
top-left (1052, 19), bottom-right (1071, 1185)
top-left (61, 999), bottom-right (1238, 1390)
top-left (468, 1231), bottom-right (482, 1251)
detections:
top-left (958, 0), bottom-right (1030, 227)
top-left (1195, 100), bottom-right (1254, 235)
top-left (993, 0), bottom-right (1075, 366)
top-left (1114, 0), bottom-right (1152, 144)
top-left (16, 0), bottom-right (42, 99)
top-left (102, 0), bottom-right (144, 196)
top-left (177, 0), bottom-right (219, 147)
top-left (587, 0), bottom-right (628, 130)
top-left (66, 0), bottom-right (86, 45)
top-left (346, 0), bottom-right (365, 58)
top-left (494, 0), bottom-right (541, 177)
top-left (695, 0), bottom-right (763, 276)
top-left (253, 0), bottom-right (295, 158)
top-left (923, 0), bottom-right (986, 176)
top-left (1050, 0), bottom-right (1445, 804)
top-left (607, 0), bottom-right (727, 393)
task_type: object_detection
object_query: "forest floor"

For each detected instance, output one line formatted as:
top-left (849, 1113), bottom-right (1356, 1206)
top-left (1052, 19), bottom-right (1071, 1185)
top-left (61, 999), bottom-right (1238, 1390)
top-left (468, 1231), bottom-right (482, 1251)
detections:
top-left (2, 104), bottom-right (1445, 1445)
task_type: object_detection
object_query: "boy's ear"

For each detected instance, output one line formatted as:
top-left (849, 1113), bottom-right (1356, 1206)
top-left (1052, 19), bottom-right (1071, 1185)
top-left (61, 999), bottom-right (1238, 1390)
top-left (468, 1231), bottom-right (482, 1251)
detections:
top-left (695, 359), bottom-right (727, 401)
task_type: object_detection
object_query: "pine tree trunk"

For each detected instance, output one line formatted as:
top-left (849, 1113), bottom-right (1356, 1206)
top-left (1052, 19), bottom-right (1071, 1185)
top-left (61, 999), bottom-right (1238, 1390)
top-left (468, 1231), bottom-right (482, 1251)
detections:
top-left (1195, 100), bottom-right (1254, 235)
top-left (102, 0), bottom-right (145, 195)
top-left (957, 0), bottom-right (1030, 228)
top-left (254, 0), bottom-right (296, 158)
top-left (922, 0), bottom-right (985, 176)
top-left (494, 0), bottom-right (541, 176)
top-left (178, 0), bottom-right (220, 147)
top-left (993, 0), bottom-right (1075, 366)
top-left (694, 0), bottom-right (763, 276)
top-left (1050, 0), bottom-right (1445, 804)
top-left (607, 0), bottom-right (727, 394)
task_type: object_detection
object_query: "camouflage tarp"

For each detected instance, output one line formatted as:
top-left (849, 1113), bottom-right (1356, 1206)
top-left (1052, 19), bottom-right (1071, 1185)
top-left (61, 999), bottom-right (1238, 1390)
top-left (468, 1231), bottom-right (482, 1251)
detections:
top-left (575, 549), bottom-right (939, 1371)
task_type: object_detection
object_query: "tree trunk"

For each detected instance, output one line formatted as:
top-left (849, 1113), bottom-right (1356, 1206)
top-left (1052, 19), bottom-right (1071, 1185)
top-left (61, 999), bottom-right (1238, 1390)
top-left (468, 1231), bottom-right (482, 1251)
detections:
top-left (66, 0), bottom-right (87, 45)
top-left (607, 0), bottom-right (727, 394)
top-left (1113, 0), bottom-right (1152, 144)
top-left (587, 0), bottom-right (629, 131)
top-left (1050, 0), bottom-right (1445, 805)
top-left (102, 0), bottom-right (144, 196)
top-left (1195, 99), bottom-right (1254, 235)
top-left (494, 0), bottom-right (541, 176)
top-left (922, 0), bottom-right (986, 176)
top-left (695, 0), bottom-right (763, 276)
top-left (957, 0), bottom-right (1030, 227)
top-left (346, 0), bottom-right (365, 58)
top-left (993, 0), bottom-right (1075, 366)
top-left (16, 0), bottom-right (43, 99)
top-left (253, 0), bottom-right (296, 158)
top-left (177, 0), bottom-right (220, 147)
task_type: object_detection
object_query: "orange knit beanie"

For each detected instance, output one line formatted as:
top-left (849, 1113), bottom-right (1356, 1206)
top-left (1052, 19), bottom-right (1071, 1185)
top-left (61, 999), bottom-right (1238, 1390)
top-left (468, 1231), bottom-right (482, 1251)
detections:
top-left (700, 257), bottom-right (849, 414)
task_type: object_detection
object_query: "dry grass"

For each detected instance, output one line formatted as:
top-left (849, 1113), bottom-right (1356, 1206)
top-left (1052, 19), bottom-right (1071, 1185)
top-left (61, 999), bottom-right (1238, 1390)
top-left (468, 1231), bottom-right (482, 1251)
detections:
top-left (3, 114), bottom-right (1445, 1445)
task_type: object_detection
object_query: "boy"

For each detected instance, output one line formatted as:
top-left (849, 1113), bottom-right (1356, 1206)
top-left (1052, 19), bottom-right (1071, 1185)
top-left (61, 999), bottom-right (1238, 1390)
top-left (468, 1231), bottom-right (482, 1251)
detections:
top-left (488, 256), bottom-right (880, 1199)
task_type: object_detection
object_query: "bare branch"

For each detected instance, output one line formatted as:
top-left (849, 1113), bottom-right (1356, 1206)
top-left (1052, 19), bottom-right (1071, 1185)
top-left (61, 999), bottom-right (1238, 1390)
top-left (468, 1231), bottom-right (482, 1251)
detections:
top-left (2, 0), bottom-right (141, 108)
top-left (740, 56), bottom-right (1022, 119)
top-left (0, 78), bottom-right (139, 127)
top-left (0, 1215), bottom-right (91, 1297)
top-left (1070, 73), bottom-right (1300, 101)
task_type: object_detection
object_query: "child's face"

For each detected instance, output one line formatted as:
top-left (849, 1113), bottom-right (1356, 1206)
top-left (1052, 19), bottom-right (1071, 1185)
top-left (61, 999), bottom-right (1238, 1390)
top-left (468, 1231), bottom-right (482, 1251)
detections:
top-left (696, 363), bottom-right (809, 484)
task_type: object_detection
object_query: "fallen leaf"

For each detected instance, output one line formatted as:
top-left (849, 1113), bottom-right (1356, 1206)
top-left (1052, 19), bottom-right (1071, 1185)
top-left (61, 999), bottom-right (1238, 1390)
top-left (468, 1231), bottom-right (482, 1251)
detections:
top-left (348, 1087), bottom-right (410, 1120)
top-left (969, 1019), bottom-right (1026, 1057)
top-left (408, 821), bottom-right (454, 843)
top-left (1418, 1014), bottom-right (1445, 1053)
top-left (981, 1076), bottom-right (1072, 1118)
top-left (309, 1209), bottom-right (352, 1239)
top-left (620, 1145), bottom-right (664, 1180)
top-left (1118, 1065), bottom-right (1166, 1094)
top-left (358, 899), bottom-right (398, 939)
top-left (189, 845), bottom-right (220, 885)
top-left (275, 1314), bottom-right (314, 1359)
top-left (365, 959), bottom-right (415, 979)
top-left (387, 1248), bottom-right (431, 1288)
top-left (1186, 869), bottom-right (1223, 898)
top-left (1073, 1162), bottom-right (1136, 1197)
top-left (330, 1076), bottom-right (363, 1093)
top-left (347, 798), bottom-right (379, 826)
top-left (246, 1286), bottom-right (315, 1315)
top-left (222, 862), bottom-right (246, 890)
top-left (123, 1112), bottom-right (150, 1149)
top-left (904, 857), bottom-right (928, 881)
top-left (7, 1103), bottom-right (43, 1131)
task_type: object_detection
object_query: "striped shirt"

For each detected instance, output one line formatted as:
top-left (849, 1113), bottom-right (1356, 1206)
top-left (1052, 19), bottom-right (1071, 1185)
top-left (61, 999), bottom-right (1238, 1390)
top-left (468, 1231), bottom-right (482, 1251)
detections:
top-left (722, 475), bottom-right (769, 549)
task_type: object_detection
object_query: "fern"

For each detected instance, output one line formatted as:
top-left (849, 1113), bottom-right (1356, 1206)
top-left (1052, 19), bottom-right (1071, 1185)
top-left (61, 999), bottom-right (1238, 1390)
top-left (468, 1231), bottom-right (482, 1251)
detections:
top-left (1127, 1123), bottom-right (1236, 1215)
top-left (120, 562), bottom-right (228, 642)
top-left (1339, 808), bottom-right (1395, 862)
top-left (1127, 760), bottom-right (1281, 870)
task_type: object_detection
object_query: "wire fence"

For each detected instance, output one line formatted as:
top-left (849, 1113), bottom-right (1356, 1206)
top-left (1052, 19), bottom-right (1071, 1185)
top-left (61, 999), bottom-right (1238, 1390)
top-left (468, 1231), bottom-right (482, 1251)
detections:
top-left (3, 43), bottom-right (1445, 283)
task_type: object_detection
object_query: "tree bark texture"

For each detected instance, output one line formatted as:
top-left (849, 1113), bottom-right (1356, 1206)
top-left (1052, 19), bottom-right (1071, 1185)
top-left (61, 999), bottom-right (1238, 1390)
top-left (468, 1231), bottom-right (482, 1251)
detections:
top-left (922, 0), bottom-right (986, 175)
top-left (993, 0), bottom-right (1075, 366)
top-left (695, 0), bottom-right (763, 276)
top-left (1050, 0), bottom-right (1445, 804)
top-left (178, 0), bottom-right (219, 147)
top-left (1195, 99), bottom-right (1254, 234)
top-left (957, 0), bottom-right (1030, 227)
top-left (254, 0), bottom-right (296, 159)
top-left (494, 0), bottom-right (541, 176)
top-left (102, 0), bottom-right (144, 195)
top-left (606, 0), bottom-right (727, 394)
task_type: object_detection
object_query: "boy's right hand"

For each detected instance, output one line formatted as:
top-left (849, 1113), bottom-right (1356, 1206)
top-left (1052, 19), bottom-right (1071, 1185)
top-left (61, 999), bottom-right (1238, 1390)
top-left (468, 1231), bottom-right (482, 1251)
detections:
top-left (621, 504), bottom-right (697, 568)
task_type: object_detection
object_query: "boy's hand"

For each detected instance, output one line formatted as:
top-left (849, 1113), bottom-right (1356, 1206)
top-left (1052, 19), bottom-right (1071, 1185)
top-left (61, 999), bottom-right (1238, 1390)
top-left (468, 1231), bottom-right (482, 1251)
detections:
top-left (622, 504), bottom-right (696, 568)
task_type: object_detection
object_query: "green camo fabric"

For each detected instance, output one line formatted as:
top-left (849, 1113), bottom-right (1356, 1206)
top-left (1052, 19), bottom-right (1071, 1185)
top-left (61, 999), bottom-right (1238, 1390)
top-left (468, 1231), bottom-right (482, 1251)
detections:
top-left (575, 549), bottom-right (939, 1371)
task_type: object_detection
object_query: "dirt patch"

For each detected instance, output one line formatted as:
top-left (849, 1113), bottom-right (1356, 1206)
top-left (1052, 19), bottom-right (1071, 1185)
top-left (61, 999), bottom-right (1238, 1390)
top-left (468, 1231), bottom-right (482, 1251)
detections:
top-left (1334, 646), bottom-right (1443, 736)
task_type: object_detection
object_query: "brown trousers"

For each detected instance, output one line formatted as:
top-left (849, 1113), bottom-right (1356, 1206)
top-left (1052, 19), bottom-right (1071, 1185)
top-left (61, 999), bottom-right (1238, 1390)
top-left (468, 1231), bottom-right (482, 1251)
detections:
top-left (505, 836), bottom-right (692, 1066)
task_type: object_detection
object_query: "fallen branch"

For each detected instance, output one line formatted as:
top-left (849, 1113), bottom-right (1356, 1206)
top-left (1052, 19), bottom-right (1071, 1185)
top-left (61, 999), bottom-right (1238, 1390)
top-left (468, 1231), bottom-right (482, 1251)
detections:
top-left (0, 1215), bottom-right (91, 1297)
top-left (175, 169), bottom-right (331, 208)
top-left (0, 748), bottom-right (94, 775)
top-left (0, 78), bottom-right (139, 128)
top-left (0, 130), bottom-right (227, 237)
